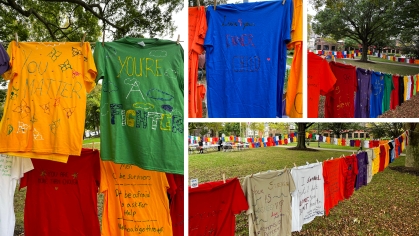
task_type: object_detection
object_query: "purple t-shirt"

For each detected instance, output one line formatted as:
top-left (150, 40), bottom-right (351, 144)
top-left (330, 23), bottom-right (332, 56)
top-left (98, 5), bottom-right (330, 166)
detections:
top-left (355, 152), bottom-right (368, 190)
top-left (0, 44), bottom-right (10, 74)
top-left (355, 68), bottom-right (372, 118)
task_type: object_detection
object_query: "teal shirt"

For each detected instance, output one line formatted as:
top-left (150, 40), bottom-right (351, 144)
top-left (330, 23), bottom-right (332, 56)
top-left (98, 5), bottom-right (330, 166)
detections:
top-left (94, 38), bottom-right (184, 174)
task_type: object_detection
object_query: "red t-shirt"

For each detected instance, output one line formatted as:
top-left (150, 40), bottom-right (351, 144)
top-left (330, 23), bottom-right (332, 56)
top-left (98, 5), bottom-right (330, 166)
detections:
top-left (369, 140), bottom-right (373, 148)
top-left (323, 158), bottom-right (345, 215)
top-left (307, 52), bottom-right (337, 117)
top-left (390, 75), bottom-right (399, 109)
top-left (379, 145), bottom-right (386, 172)
top-left (325, 62), bottom-right (357, 118)
top-left (341, 139), bottom-right (346, 146)
top-left (166, 174), bottom-right (184, 236)
top-left (20, 149), bottom-right (101, 236)
top-left (189, 178), bottom-right (248, 235)
top-left (355, 140), bottom-right (361, 147)
top-left (196, 84), bottom-right (206, 118)
top-left (342, 155), bottom-right (358, 199)
top-left (395, 139), bottom-right (400, 158)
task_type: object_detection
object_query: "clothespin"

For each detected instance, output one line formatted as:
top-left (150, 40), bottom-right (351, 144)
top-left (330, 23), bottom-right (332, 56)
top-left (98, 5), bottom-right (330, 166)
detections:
top-left (331, 157), bottom-right (334, 160)
top-left (316, 159), bottom-right (319, 163)
top-left (15, 33), bottom-right (19, 48)
top-left (283, 166), bottom-right (287, 171)
top-left (250, 173), bottom-right (253, 178)
top-left (222, 173), bottom-right (226, 183)
top-left (80, 33), bottom-right (86, 47)
top-left (197, 0), bottom-right (200, 7)
top-left (306, 161), bottom-right (309, 165)
top-left (92, 142), bottom-right (95, 151)
top-left (282, 0), bottom-right (286, 4)
top-left (102, 30), bottom-right (105, 46)
top-left (177, 34), bottom-right (180, 44)
top-left (293, 163), bottom-right (297, 168)
top-left (214, 0), bottom-right (216, 10)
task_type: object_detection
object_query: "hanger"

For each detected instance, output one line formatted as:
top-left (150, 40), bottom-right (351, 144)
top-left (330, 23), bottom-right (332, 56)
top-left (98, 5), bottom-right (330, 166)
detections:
top-left (15, 33), bottom-right (19, 48)
top-left (214, 0), bottom-right (216, 10)
top-left (80, 33), bottom-right (86, 47)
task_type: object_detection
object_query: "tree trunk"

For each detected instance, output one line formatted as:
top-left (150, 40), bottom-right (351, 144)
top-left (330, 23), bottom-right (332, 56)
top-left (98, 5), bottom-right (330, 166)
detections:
top-left (360, 41), bottom-right (369, 62)
top-left (405, 123), bottom-right (419, 168)
top-left (296, 123), bottom-right (307, 149)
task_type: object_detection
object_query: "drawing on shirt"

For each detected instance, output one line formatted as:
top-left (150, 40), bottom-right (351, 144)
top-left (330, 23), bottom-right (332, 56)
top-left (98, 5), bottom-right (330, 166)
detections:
top-left (101, 103), bottom-right (110, 116)
top-left (33, 128), bottom-right (44, 140)
top-left (149, 50), bottom-right (167, 57)
top-left (17, 121), bottom-right (30, 134)
top-left (164, 69), bottom-right (178, 80)
top-left (39, 103), bottom-right (51, 114)
top-left (10, 86), bottom-right (19, 100)
top-left (105, 46), bottom-right (117, 59)
top-left (125, 78), bottom-right (145, 100)
top-left (133, 102), bottom-right (154, 110)
top-left (102, 81), bottom-right (118, 93)
top-left (72, 70), bottom-right (81, 79)
top-left (47, 48), bottom-right (62, 61)
top-left (53, 97), bottom-right (60, 107)
top-left (83, 57), bottom-right (88, 62)
top-left (147, 112), bottom-right (163, 130)
top-left (72, 172), bottom-right (78, 179)
top-left (147, 88), bottom-right (174, 101)
top-left (26, 60), bottom-right (48, 75)
top-left (13, 100), bottom-right (31, 118)
top-left (7, 124), bottom-right (13, 135)
top-left (232, 56), bottom-right (260, 72)
top-left (225, 34), bottom-right (255, 47)
top-left (63, 107), bottom-right (76, 118)
top-left (40, 170), bottom-right (46, 177)
top-left (71, 47), bottom-right (83, 57)
top-left (49, 119), bottom-right (60, 134)
top-left (59, 59), bottom-right (72, 72)
top-left (30, 115), bottom-right (38, 124)
top-left (171, 115), bottom-right (183, 133)
top-left (161, 104), bottom-right (173, 112)
top-left (160, 114), bottom-right (172, 131)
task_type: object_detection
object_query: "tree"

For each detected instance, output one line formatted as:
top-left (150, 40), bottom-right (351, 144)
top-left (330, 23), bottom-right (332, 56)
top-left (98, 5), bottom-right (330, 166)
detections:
top-left (405, 123), bottom-right (419, 168)
top-left (307, 14), bottom-right (313, 41)
top-left (84, 84), bottom-right (101, 137)
top-left (223, 123), bottom-right (240, 136)
top-left (0, 0), bottom-right (184, 42)
top-left (367, 123), bottom-right (404, 139)
top-left (293, 123), bottom-right (314, 149)
top-left (312, 0), bottom-right (402, 62)
top-left (320, 123), bottom-right (362, 138)
top-left (189, 0), bottom-right (228, 7)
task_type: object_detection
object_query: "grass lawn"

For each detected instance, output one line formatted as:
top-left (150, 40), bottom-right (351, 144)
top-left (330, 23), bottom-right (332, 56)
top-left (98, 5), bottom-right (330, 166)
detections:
top-left (189, 147), bottom-right (419, 235)
top-left (83, 137), bottom-right (100, 144)
top-left (335, 58), bottom-right (419, 75)
top-left (367, 56), bottom-right (419, 67)
top-left (286, 142), bottom-right (361, 150)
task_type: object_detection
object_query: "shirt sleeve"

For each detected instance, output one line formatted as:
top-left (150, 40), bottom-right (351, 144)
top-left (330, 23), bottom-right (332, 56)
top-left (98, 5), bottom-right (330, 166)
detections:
top-left (165, 173), bottom-right (177, 197)
top-left (288, 169), bottom-right (296, 194)
top-left (282, 0), bottom-right (293, 44)
top-left (82, 42), bottom-right (97, 93)
top-left (231, 178), bottom-right (249, 214)
top-left (203, 8), bottom-right (214, 53)
top-left (99, 160), bottom-right (109, 194)
top-left (12, 156), bottom-right (34, 180)
top-left (320, 60), bottom-right (337, 95)
top-left (241, 177), bottom-right (253, 215)
top-left (93, 41), bottom-right (105, 83)
top-left (92, 150), bottom-right (101, 189)
top-left (3, 42), bottom-right (18, 81)
top-left (0, 43), bottom-right (10, 75)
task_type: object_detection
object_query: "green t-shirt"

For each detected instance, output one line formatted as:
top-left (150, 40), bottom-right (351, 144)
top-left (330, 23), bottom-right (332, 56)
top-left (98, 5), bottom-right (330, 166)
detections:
top-left (94, 37), bottom-right (184, 174)
top-left (382, 73), bottom-right (394, 113)
top-left (413, 75), bottom-right (417, 96)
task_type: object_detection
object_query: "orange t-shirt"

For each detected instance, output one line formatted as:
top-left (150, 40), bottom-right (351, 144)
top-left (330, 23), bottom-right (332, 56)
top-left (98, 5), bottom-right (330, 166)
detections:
top-left (100, 161), bottom-right (172, 236)
top-left (307, 52), bottom-right (337, 118)
top-left (188, 6), bottom-right (207, 118)
top-left (0, 42), bottom-right (96, 162)
top-left (196, 84), bottom-right (206, 118)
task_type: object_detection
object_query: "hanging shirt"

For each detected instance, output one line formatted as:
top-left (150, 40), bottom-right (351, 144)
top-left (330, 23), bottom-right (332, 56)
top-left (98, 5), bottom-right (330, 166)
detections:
top-left (395, 138), bottom-right (400, 158)
top-left (342, 155), bottom-right (358, 199)
top-left (398, 75), bottom-right (405, 106)
top-left (166, 174), bottom-right (184, 236)
top-left (354, 68), bottom-right (371, 118)
top-left (414, 74), bottom-right (418, 95)
top-left (0, 154), bottom-right (33, 236)
top-left (0, 42), bottom-right (97, 162)
top-left (382, 73), bottom-right (394, 113)
top-left (307, 52), bottom-right (337, 117)
top-left (325, 62), bottom-right (357, 118)
top-left (369, 72), bottom-right (385, 118)
top-left (379, 145), bottom-right (387, 172)
top-left (204, 1), bottom-right (293, 118)
top-left (196, 84), bottom-right (206, 118)
top-left (355, 140), bottom-right (361, 147)
top-left (323, 158), bottom-right (345, 216)
top-left (364, 140), bottom-right (369, 149)
top-left (188, 6), bottom-right (207, 118)
top-left (372, 147), bottom-right (380, 175)
top-left (242, 169), bottom-right (295, 235)
top-left (404, 76), bottom-right (411, 100)
top-left (0, 43), bottom-right (10, 74)
top-left (189, 178), bottom-right (248, 235)
top-left (20, 149), bottom-right (100, 236)
top-left (410, 76), bottom-right (414, 99)
top-left (388, 140), bottom-right (395, 163)
top-left (291, 163), bottom-right (324, 232)
top-left (100, 161), bottom-right (172, 236)
top-left (94, 38), bottom-right (184, 174)
top-left (355, 152), bottom-right (368, 190)
top-left (390, 75), bottom-right (400, 109)
top-left (365, 149), bottom-right (374, 183)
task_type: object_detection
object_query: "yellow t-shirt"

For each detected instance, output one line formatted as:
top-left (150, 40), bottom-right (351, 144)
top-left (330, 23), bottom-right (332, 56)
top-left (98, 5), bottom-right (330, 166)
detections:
top-left (404, 76), bottom-right (409, 101)
top-left (401, 133), bottom-right (406, 151)
top-left (337, 138), bottom-right (342, 146)
top-left (326, 137), bottom-right (331, 143)
top-left (372, 147), bottom-right (380, 175)
top-left (0, 42), bottom-right (96, 162)
top-left (100, 161), bottom-right (172, 236)
top-left (384, 143), bottom-right (390, 169)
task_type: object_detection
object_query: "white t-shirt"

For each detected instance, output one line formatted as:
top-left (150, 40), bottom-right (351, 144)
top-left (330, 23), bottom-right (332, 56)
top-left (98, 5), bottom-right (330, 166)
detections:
top-left (365, 149), bottom-right (374, 184)
top-left (315, 135), bottom-right (319, 141)
top-left (0, 154), bottom-right (34, 236)
top-left (364, 140), bottom-right (369, 149)
top-left (406, 76), bottom-right (412, 100)
top-left (333, 138), bottom-right (338, 145)
top-left (291, 163), bottom-right (325, 232)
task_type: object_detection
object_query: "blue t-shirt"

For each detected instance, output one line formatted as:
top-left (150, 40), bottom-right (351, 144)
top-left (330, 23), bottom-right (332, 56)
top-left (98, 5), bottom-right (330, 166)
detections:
top-left (369, 71), bottom-right (385, 118)
top-left (204, 1), bottom-right (293, 118)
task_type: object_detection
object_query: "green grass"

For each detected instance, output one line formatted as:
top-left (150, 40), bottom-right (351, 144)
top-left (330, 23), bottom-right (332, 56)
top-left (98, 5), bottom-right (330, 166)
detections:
top-left (335, 58), bottom-right (419, 75)
top-left (83, 137), bottom-right (100, 144)
top-left (286, 142), bottom-right (362, 150)
top-left (189, 147), bottom-right (419, 235)
top-left (367, 56), bottom-right (419, 67)
top-left (287, 57), bottom-right (293, 65)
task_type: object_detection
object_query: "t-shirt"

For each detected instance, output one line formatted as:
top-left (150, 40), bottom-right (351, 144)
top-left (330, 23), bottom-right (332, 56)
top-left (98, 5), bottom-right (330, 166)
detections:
top-left (100, 161), bottom-right (172, 236)
top-left (379, 145), bottom-right (386, 172)
top-left (188, 6), bottom-right (207, 118)
top-left (285, 0), bottom-right (303, 118)
top-left (410, 76), bottom-right (414, 99)
top-left (0, 43), bottom-right (10, 74)
top-left (189, 178), bottom-right (248, 235)
top-left (307, 52), bottom-right (336, 118)
top-left (166, 174), bottom-right (184, 236)
top-left (0, 154), bottom-right (33, 236)
top-left (384, 143), bottom-right (390, 168)
top-left (414, 75), bottom-right (418, 95)
top-left (390, 75), bottom-right (399, 109)
top-left (342, 155), bottom-right (358, 199)
top-left (93, 38), bottom-right (184, 174)
top-left (388, 140), bottom-right (395, 163)
top-left (365, 149), bottom-right (374, 183)
top-left (204, 1), bottom-right (293, 118)
top-left (355, 152), bottom-right (368, 190)
top-left (20, 149), bottom-right (100, 236)
top-left (382, 73), bottom-right (394, 113)
top-left (196, 84), bottom-right (206, 118)
top-left (372, 147), bottom-right (380, 175)
top-left (291, 163), bottom-right (324, 232)
top-left (398, 75), bottom-right (405, 106)
top-left (404, 76), bottom-right (411, 100)
top-left (0, 42), bottom-right (97, 161)
top-left (325, 62), bottom-right (357, 118)
top-left (323, 159), bottom-right (345, 215)
top-left (395, 138), bottom-right (400, 159)
top-left (355, 140), bottom-right (361, 147)
top-left (369, 71), bottom-right (384, 118)
top-left (242, 169), bottom-right (296, 235)
top-left (355, 68), bottom-right (371, 118)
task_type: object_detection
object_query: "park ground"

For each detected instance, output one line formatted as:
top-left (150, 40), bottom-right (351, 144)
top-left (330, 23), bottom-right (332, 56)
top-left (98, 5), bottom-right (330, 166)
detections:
top-left (189, 146), bottom-right (419, 235)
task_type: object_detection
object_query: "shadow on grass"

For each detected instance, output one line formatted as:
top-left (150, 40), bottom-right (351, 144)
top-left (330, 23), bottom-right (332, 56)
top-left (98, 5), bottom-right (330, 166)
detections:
top-left (389, 166), bottom-right (419, 176)
top-left (287, 147), bottom-right (320, 151)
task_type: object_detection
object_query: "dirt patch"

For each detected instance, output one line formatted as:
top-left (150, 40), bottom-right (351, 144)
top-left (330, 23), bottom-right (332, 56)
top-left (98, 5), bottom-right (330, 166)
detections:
top-left (389, 166), bottom-right (419, 176)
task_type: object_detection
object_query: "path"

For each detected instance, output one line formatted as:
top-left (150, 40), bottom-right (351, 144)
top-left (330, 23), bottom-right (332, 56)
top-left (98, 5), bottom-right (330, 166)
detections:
top-left (274, 145), bottom-right (406, 156)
